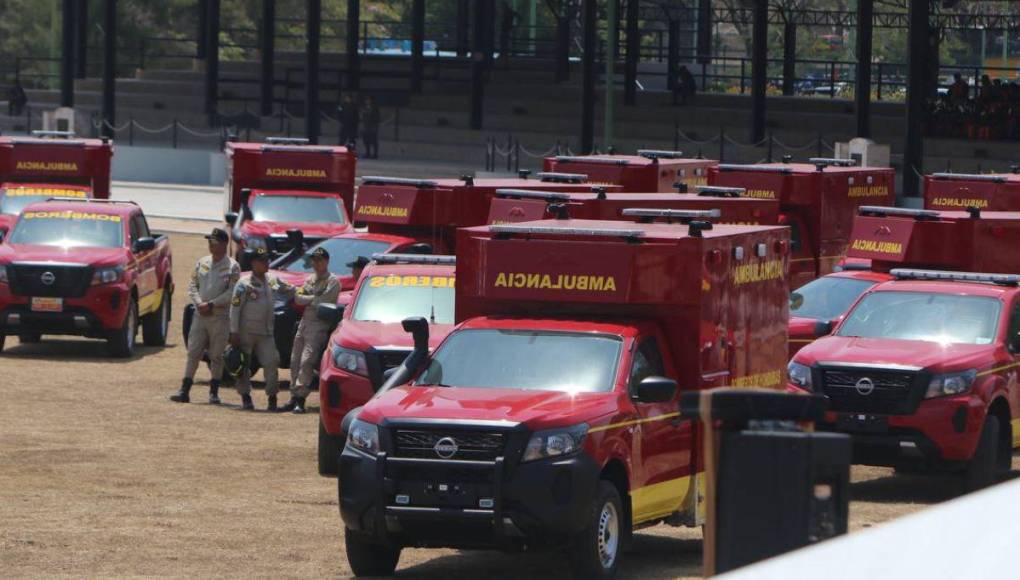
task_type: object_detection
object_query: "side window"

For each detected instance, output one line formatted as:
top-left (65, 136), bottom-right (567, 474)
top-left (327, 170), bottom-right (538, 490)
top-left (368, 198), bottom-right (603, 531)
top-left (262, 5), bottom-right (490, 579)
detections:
top-left (1008, 303), bottom-right (1020, 352)
top-left (629, 337), bottom-right (666, 396)
top-left (134, 214), bottom-right (151, 239)
top-left (128, 216), bottom-right (141, 246)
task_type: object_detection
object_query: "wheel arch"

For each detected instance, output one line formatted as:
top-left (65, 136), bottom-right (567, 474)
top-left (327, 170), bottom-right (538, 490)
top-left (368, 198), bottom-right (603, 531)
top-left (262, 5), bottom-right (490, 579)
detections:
top-left (600, 458), bottom-right (632, 541)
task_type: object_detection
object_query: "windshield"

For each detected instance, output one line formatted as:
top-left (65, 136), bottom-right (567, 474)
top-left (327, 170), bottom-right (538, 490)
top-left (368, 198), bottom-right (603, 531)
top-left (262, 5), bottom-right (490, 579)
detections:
top-left (790, 277), bottom-right (877, 321)
top-left (0, 187), bottom-right (88, 215)
top-left (250, 195), bottom-right (345, 224)
top-left (417, 329), bottom-right (623, 393)
top-left (283, 238), bottom-right (391, 277)
top-left (9, 210), bottom-right (123, 248)
top-left (839, 291), bottom-right (1002, 345)
top-left (352, 274), bottom-right (455, 324)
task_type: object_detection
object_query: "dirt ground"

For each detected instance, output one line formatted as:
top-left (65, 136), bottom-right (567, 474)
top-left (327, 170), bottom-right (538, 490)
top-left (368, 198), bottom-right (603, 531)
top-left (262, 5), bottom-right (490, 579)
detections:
top-left (1, 231), bottom-right (1016, 579)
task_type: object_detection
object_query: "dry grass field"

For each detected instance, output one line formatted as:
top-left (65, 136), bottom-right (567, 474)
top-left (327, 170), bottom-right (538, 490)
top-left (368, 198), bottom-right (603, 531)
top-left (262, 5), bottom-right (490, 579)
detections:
top-left (1, 231), bottom-right (1014, 578)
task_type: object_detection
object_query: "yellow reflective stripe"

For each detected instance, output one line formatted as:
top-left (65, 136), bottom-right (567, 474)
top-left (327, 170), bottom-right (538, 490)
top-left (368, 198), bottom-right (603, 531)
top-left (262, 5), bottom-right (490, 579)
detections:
top-left (138, 287), bottom-right (164, 316)
top-left (976, 362), bottom-right (1020, 377)
top-left (789, 339), bottom-right (815, 344)
top-left (1012, 419), bottom-right (1020, 447)
top-left (588, 411), bottom-right (680, 434)
top-left (631, 475), bottom-right (691, 525)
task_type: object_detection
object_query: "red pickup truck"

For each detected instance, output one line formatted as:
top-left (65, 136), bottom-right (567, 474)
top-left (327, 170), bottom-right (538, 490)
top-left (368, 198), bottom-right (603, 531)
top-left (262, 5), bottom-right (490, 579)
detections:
top-left (0, 199), bottom-right (172, 357)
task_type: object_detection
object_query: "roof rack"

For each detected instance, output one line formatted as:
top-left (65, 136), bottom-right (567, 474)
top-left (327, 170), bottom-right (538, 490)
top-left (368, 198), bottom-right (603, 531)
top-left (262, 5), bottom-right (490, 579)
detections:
top-left (44, 197), bottom-right (138, 206)
top-left (622, 208), bottom-right (721, 221)
top-left (858, 206), bottom-right (940, 220)
top-left (638, 149), bottom-right (684, 160)
top-left (490, 224), bottom-right (645, 239)
top-left (890, 268), bottom-right (1020, 287)
top-left (554, 155), bottom-right (629, 166)
top-left (371, 253), bottom-right (456, 266)
top-left (265, 137), bottom-right (310, 145)
top-left (695, 185), bottom-right (745, 198)
top-left (536, 172), bottom-right (587, 183)
top-left (808, 157), bottom-right (858, 167)
top-left (494, 188), bottom-right (571, 201)
top-left (930, 172), bottom-right (1007, 183)
top-left (360, 176), bottom-right (438, 188)
top-left (717, 163), bottom-right (792, 174)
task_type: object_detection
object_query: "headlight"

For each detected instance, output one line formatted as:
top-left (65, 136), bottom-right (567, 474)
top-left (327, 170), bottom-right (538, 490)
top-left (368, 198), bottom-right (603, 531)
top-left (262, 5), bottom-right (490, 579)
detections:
top-left (332, 345), bottom-right (368, 375)
top-left (788, 361), bottom-right (813, 390)
top-left (522, 424), bottom-right (588, 463)
top-left (243, 234), bottom-right (268, 250)
top-left (0, 264), bottom-right (7, 284)
top-left (346, 419), bottom-right (379, 455)
top-left (91, 266), bottom-right (124, 285)
top-left (925, 369), bottom-right (977, 399)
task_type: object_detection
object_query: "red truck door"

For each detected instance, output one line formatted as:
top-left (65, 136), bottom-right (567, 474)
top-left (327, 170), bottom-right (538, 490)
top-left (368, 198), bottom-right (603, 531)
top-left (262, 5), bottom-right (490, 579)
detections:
top-left (1005, 300), bottom-right (1020, 429)
top-left (627, 334), bottom-right (692, 524)
top-left (129, 213), bottom-right (159, 314)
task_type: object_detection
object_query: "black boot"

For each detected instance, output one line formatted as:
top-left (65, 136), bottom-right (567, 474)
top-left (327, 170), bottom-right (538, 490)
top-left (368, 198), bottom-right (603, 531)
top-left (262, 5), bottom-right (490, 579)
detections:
top-left (241, 394), bottom-right (254, 410)
top-left (170, 378), bottom-right (192, 403)
top-left (267, 395), bottom-right (278, 412)
top-left (278, 397), bottom-right (299, 413)
top-left (292, 397), bottom-right (307, 415)
top-left (208, 380), bottom-right (221, 405)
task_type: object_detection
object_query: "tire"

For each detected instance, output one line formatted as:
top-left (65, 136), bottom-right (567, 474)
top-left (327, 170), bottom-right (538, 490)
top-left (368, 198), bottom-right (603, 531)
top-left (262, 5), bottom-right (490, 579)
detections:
top-left (0, 334), bottom-right (5, 353)
top-left (964, 415), bottom-right (1000, 492)
top-left (108, 299), bottom-right (138, 358)
top-left (142, 289), bottom-right (171, 346)
top-left (318, 420), bottom-right (343, 477)
top-left (18, 333), bottom-right (41, 343)
top-left (568, 481), bottom-right (624, 580)
top-left (344, 527), bottom-right (400, 577)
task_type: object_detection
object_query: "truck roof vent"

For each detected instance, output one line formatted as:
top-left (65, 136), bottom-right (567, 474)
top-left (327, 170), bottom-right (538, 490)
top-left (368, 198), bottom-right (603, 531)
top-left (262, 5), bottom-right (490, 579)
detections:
top-left (890, 268), bottom-right (1020, 287)
top-left (695, 185), bottom-right (746, 198)
top-left (554, 155), bottom-right (629, 166)
top-left (536, 172), bottom-right (587, 183)
top-left (858, 206), bottom-right (941, 220)
top-left (371, 253), bottom-right (456, 266)
top-left (622, 208), bottom-right (721, 224)
top-left (638, 149), bottom-right (684, 160)
top-left (687, 220), bottom-right (714, 238)
top-left (494, 188), bottom-right (571, 201)
top-left (717, 163), bottom-right (792, 175)
top-left (361, 176), bottom-right (438, 188)
top-left (489, 224), bottom-right (645, 239)
top-left (930, 172), bottom-right (1006, 183)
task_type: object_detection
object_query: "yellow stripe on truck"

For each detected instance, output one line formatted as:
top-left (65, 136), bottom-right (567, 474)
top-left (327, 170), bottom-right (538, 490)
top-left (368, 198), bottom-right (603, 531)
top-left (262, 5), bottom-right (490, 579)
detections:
top-left (631, 475), bottom-right (692, 525)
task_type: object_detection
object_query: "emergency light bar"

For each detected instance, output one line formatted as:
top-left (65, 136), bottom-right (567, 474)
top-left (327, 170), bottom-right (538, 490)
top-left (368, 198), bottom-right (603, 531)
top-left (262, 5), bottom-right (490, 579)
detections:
top-left (638, 149), bottom-right (684, 160)
top-left (717, 163), bottom-right (792, 174)
top-left (260, 144), bottom-right (335, 153)
top-left (371, 253), bottom-right (456, 266)
top-left (808, 157), bottom-right (858, 167)
top-left (695, 185), bottom-right (746, 197)
top-left (890, 268), bottom-right (1020, 286)
top-left (858, 206), bottom-right (941, 220)
top-left (265, 137), bottom-right (310, 145)
top-left (536, 172), bottom-right (588, 183)
top-left (622, 208), bottom-right (722, 221)
top-left (834, 262), bottom-right (871, 272)
top-left (489, 224), bottom-right (645, 238)
top-left (494, 188), bottom-right (571, 201)
top-left (554, 155), bottom-right (629, 166)
top-left (10, 137), bottom-right (88, 146)
top-left (361, 176), bottom-right (439, 188)
top-left (45, 197), bottom-right (138, 206)
top-left (930, 172), bottom-right (1007, 183)
top-left (30, 130), bottom-right (75, 139)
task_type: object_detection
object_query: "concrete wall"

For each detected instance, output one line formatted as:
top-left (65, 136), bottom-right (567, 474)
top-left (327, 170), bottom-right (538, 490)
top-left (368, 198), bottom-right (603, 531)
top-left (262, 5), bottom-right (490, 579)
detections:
top-left (112, 145), bottom-right (225, 186)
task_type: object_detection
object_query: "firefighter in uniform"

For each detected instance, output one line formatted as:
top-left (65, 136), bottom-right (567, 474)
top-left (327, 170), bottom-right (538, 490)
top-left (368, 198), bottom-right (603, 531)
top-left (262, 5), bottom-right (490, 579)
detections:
top-left (229, 248), bottom-right (294, 411)
top-left (170, 228), bottom-right (240, 404)
top-left (279, 246), bottom-right (341, 414)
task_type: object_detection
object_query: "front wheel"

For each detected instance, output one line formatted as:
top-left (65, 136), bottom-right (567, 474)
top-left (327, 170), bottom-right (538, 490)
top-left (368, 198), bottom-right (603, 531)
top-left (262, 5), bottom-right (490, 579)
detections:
top-left (108, 299), bottom-right (138, 358)
top-left (142, 289), bottom-right (171, 346)
top-left (964, 415), bottom-right (1000, 492)
top-left (18, 333), bottom-right (41, 343)
top-left (345, 527), bottom-right (400, 577)
top-left (318, 420), bottom-right (343, 477)
top-left (0, 334), bottom-right (5, 353)
top-left (568, 481), bottom-right (624, 580)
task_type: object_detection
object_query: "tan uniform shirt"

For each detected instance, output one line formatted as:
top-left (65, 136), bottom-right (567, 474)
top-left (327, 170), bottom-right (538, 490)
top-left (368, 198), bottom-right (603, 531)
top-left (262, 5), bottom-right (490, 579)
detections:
top-left (294, 273), bottom-right (341, 329)
top-left (229, 274), bottom-right (293, 336)
top-left (188, 255), bottom-right (240, 317)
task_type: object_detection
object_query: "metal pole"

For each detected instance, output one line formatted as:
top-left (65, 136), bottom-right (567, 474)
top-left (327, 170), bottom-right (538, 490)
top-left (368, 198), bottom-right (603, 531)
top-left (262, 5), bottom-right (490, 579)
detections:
top-left (261, 0), bottom-right (275, 116)
top-left (205, 0), bottom-right (220, 116)
top-left (61, 0), bottom-right (75, 107)
top-left (581, 0), bottom-right (597, 154)
top-left (624, 0), bottom-right (638, 106)
top-left (782, 20), bottom-right (796, 96)
top-left (306, 0), bottom-right (322, 144)
top-left (197, 0), bottom-right (208, 59)
top-left (903, 0), bottom-right (929, 196)
top-left (346, 0), bottom-right (360, 90)
top-left (102, 0), bottom-right (116, 139)
top-left (75, 0), bottom-right (88, 79)
top-left (697, 0), bottom-right (711, 64)
top-left (855, 0), bottom-right (873, 137)
top-left (529, 0), bottom-right (537, 55)
top-left (456, 0), bottom-right (469, 57)
top-left (470, 0), bottom-right (487, 129)
top-left (605, 0), bottom-right (618, 148)
top-left (555, 7), bottom-right (570, 82)
top-left (750, 0), bottom-right (767, 143)
top-left (411, 0), bottom-right (425, 92)
top-left (667, 19), bottom-right (680, 92)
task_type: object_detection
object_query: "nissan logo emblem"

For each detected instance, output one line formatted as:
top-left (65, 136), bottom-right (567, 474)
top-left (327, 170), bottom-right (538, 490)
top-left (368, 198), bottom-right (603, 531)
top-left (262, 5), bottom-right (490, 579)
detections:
top-left (433, 437), bottom-right (458, 459)
top-left (855, 377), bottom-right (876, 396)
top-left (40, 271), bottom-right (56, 286)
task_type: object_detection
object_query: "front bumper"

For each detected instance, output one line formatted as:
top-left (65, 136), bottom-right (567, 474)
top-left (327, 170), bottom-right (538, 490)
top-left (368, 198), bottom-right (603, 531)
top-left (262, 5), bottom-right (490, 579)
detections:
top-left (339, 435), bottom-right (599, 549)
top-left (0, 283), bottom-right (129, 336)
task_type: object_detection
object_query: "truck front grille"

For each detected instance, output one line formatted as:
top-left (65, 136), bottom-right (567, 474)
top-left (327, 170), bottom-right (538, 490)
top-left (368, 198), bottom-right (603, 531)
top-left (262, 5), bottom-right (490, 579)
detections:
top-left (392, 429), bottom-right (506, 461)
top-left (821, 367), bottom-right (922, 414)
top-left (8, 263), bottom-right (93, 298)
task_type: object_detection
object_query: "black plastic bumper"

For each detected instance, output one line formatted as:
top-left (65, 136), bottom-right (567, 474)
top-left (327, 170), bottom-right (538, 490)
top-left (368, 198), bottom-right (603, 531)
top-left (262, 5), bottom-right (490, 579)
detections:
top-left (0, 306), bottom-right (107, 337)
top-left (818, 420), bottom-right (955, 469)
top-left (339, 446), bottom-right (599, 549)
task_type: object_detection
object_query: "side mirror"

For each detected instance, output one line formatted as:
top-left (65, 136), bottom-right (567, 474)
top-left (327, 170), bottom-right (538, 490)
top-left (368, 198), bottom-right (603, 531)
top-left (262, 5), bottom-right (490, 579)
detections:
top-left (317, 303), bottom-right (344, 325)
top-left (224, 212), bottom-right (239, 226)
top-left (635, 376), bottom-right (678, 403)
top-left (1010, 332), bottom-right (1020, 353)
top-left (134, 237), bottom-right (156, 253)
top-left (813, 319), bottom-right (834, 337)
top-left (286, 229), bottom-right (304, 247)
top-left (405, 242), bottom-right (433, 255)
top-left (789, 292), bottom-right (804, 311)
